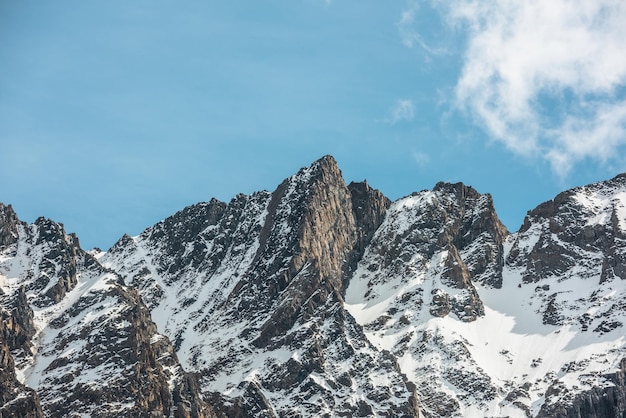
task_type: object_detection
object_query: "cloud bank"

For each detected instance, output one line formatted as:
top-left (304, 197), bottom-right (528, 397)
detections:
top-left (422, 0), bottom-right (626, 175)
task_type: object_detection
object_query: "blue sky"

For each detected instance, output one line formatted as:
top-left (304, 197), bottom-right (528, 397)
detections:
top-left (2, 1), bottom-right (626, 250)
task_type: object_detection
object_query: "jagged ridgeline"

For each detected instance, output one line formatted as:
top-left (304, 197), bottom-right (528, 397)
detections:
top-left (2, 155), bottom-right (626, 417)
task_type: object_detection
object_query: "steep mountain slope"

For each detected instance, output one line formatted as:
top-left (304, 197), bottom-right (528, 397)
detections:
top-left (346, 174), bottom-right (626, 417)
top-left (509, 173), bottom-right (626, 417)
top-left (345, 182), bottom-right (510, 416)
top-left (101, 156), bottom-right (418, 416)
top-left (0, 204), bottom-right (213, 417)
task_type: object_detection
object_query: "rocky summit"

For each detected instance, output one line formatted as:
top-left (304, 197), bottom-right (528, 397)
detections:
top-left (2, 155), bottom-right (626, 417)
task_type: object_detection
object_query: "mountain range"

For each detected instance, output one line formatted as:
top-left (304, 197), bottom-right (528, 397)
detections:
top-left (2, 155), bottom-right (626, 417)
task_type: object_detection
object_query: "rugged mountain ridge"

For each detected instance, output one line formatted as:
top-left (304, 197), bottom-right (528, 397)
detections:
top-left (0, 203), bottom-right (214, 417)
top-left (344, 180), bottom-right (510, 416)
top-left (508, 173), bottom-right (626, 417)
top-left (101, 156), bottom-right (417, 416)
top-left (2, 156), bottom-right (626, 417)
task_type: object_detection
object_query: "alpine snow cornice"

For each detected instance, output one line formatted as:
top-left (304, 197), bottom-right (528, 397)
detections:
top-left (2, 156), bottom-right (626, 417)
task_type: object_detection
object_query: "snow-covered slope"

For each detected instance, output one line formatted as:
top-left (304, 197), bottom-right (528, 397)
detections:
top-left (345, 174), bottom-right (626, 417)
top-left (507, 173), bottom-right (626, 417)
top-left (345, 182), bottom-right (511, 417)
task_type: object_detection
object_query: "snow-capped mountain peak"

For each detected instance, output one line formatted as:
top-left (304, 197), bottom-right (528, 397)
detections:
top-left (3, 158), bottom-right (626, 417)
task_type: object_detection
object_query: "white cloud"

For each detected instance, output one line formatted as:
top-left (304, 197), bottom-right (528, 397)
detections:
top-left (420, 0), bottom-right (626, 175)
top-left (389, 99), bottom-right (416, 124)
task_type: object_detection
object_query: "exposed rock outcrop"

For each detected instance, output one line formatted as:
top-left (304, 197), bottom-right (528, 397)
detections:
top-left (0, 311), bottom-right (43, 418)
top-left (347, 180), bottom-right (391, 276)
top-left (0, 203), bottom-right (20, 251)
top-left (538, 358), bottom-right (626, 418)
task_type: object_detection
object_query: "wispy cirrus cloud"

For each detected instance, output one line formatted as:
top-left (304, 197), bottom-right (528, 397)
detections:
top-left (412, 151), bottom-right (430, 167)
top-left (408, 0), bottom-right (626, 176)
top-left (397, 2), bottom-right (447, 55)
top-left (389, 99), bottom-right (416, 124)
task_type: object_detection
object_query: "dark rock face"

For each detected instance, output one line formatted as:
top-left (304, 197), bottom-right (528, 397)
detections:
top-left (0, 209), bottom-right (44, 418)
top-left (347, 180), bottom-right (391, 275)
top-left (511, 174), bottom-right (626, 284)
top-left (439, 243), bottom-right (483, 321)
top-left (434, 181), bottom-right (508, 289)
top-left (0, 203), bottom-right (21, 251)
top-left (173, 373), bottom-right (217, 418)
top-left (1, 287), bottom-right (36, 359)
top-left (0, 311), bottom-right (43, 418)
top-left (538, 358), bottom-right (626, 418)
